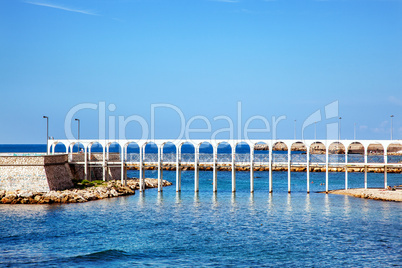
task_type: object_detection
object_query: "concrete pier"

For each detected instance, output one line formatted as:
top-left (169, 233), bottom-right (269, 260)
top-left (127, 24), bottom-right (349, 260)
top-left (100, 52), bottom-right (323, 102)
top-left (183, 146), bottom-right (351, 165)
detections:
top-left (47, 139), bottom-right (402, 193)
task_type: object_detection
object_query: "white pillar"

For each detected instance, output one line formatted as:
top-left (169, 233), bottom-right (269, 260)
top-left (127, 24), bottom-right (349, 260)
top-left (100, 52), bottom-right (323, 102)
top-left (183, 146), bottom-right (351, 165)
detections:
top-left (120, 146), bottom-right (125, 185)
top-left (176, 146), bottom-right (181, 192)
top-left (307, 148), bottom-right (310, 194)
top-left (232, 150), bottom-right (236, 192)
top-left (269, 149), bottom-right (273, 193)
top-left (121, 161), bottom-right (124, 185)
top-left (288, 149), bottom-right (291, 193)
top-left (84, 146), bottom-right (88, 181)
top-left (52, 144), bottom-right (55, 154)
top-left (102, 145), bottom-right (106, 181)
top-left (250, 148), bottom-right (254, 193)
top-left (364, 165), bottom-right (368, 189)
top-left (158, 146), bottom-right (163, 192)
top-left (194, 147), bottom-right (199, 193)
top-left (140, 146), bottom-right (145, 192)
top-left (384, 148), bottom-right (388, 189)
top-left (364, 147), bottom-right (368, 189)
top-left (325, 149), bottom-right (329, 193)
top-left (213, 146), bottom-right (217, 192)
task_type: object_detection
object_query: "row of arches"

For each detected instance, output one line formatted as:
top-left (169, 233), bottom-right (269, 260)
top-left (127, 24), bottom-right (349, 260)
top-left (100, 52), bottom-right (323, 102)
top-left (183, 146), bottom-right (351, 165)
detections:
top-left (48, 140), bottom-right (402, 164)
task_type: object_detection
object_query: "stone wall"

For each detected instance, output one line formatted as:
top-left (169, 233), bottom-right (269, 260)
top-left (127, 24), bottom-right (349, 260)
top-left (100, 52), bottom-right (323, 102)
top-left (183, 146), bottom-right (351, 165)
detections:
top-left (70, 164), bottom-right (121, 182)
top-left (0, 155), bottom-right (74, 192)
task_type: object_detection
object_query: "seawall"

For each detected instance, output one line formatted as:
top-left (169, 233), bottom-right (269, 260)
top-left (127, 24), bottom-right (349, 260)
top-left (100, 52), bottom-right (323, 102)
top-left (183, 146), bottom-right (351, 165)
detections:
top-left (0, 155), bottom-right (74, 192)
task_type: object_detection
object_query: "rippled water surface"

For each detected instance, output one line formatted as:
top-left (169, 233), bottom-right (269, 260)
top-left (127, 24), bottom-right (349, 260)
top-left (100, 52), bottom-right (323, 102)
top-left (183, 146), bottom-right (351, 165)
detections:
top-left (1, 171), bottom-right (401, 267)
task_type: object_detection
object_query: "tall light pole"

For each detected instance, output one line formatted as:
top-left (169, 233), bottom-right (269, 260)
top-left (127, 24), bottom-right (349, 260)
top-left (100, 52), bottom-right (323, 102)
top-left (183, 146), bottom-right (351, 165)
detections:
top-left (294, 120), bottom-right (296, 140)
top-left (43, 116), bottom-right (49, 155)
top-left (391, 115), bottom-right (394, 140)
top-left (314, 121), bottom-right (317, 140)
top-left (354, 122), bottom-right (356, 140)
top-left (75, 118), bottom-right (80, 152)
top-left (338, 117), bottom-right (342, 140)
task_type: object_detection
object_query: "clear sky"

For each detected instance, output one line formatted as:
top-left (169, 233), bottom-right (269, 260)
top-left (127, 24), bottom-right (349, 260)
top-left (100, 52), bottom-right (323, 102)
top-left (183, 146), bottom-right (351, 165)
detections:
top-left (1, 0), bottom-right (401, 143)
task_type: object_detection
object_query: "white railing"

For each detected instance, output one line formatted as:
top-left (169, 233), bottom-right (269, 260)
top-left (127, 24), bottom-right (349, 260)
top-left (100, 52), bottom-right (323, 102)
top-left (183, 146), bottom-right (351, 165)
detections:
top-left (121, 152), bottom-right (400, 164)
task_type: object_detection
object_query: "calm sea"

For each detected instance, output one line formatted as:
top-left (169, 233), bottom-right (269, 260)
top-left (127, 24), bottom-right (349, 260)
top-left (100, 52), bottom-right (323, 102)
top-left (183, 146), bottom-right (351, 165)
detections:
top-left (0, 145), bottom-right (401, 267)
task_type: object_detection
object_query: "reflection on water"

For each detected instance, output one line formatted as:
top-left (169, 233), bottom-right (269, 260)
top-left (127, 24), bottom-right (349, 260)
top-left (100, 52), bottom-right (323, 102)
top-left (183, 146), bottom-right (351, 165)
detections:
top-left (324, 194), bottom-right (331, 217)
top-left (175, 192), bottom-right (182, 204)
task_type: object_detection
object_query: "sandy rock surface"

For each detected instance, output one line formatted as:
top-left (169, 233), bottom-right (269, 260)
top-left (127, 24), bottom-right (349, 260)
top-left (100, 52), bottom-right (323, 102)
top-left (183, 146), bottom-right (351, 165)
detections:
top-left (328, 188), bottom-right (402, 202)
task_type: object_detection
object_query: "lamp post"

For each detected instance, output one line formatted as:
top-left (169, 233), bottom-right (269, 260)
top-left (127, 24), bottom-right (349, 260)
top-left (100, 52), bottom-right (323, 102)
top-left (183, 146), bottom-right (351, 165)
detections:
top-left (338, 117), bottom-right (342, 140)
top-left (391, 115), bottom-right (394, 140)
top-left (294, 120), bottom-right (296, 140)
top-left (354, 122), bottom-right (356, 140)
top-left (43, 116), bottom-right (49, 155)
top-left (75, 118), bottom-right (80, 152)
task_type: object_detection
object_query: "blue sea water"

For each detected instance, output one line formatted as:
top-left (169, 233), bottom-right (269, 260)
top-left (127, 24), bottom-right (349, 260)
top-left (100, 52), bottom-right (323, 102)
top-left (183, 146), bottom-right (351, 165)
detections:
top-left (0, 145), bottom-right (401, 267)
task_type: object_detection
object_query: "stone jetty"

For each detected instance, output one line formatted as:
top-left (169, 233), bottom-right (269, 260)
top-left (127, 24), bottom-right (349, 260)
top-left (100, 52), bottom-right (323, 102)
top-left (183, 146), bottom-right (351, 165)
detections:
top-left (0, 178), bottom-right (172, 204)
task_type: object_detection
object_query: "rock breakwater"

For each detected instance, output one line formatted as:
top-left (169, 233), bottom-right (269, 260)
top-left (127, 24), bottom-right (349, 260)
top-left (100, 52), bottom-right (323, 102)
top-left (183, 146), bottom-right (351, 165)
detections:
top-left (0, 178), bottom-right (172, 204)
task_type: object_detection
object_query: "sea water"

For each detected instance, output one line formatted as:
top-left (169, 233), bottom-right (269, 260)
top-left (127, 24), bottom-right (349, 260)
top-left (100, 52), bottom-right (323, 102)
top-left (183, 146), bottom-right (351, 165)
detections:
top-left (0, 145), bottom-right (401, 267)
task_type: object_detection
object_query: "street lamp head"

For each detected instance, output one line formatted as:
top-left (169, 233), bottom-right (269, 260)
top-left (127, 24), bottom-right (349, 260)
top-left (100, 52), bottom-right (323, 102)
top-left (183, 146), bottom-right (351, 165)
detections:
top-left (75, 118), bottom-right (79, 121)
top-left (43, 116), bottom-right (48, 119)
top-left (391, 115), bottom-right (394, 118)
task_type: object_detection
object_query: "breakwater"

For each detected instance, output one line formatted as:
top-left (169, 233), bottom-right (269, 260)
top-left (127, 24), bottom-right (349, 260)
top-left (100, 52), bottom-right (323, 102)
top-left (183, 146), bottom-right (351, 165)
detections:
top-left (0, 178), bottom-right (172, 204)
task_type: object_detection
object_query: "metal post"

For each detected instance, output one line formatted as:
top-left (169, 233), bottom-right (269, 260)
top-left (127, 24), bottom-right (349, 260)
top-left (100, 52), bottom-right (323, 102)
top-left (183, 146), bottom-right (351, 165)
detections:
top-left (75, 118), bottom-right (80, 152)
top-left (43, 116), bottom-right (49, 155)
top-left (391, 115), bottom-right (394, 140)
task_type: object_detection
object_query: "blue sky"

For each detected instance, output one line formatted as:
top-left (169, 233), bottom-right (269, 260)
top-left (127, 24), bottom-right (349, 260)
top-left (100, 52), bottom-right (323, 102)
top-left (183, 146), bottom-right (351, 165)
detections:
top-left (0, 0), bottom-right (401, 143)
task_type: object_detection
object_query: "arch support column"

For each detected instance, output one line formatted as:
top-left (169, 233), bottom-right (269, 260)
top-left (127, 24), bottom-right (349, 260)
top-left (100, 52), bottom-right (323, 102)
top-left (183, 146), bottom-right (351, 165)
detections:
top-left (176, 146), bottom-right (181, 192)
top-left (325, 150), bottom-right (329, 193)
top-left (213, 147), bottom-right (217, 192)
top-left (158, 146), bottom-right (163, 192)
top-left (102, 146), bottom-right (106, 181)
top-left (232, 151), bottom-right (236, 193)
top-left (139, 146), bottom-right (144, 192)
top-left (269, 149), bottom-right (273, 193)
top-left (250, 148), bottom-right (254, 193)
top-left (288, 149), bottom-right (291, 193)
top-left (194, 147), bottom-right (199, 193)
top-left (307, 148), bottom-right (310, 194)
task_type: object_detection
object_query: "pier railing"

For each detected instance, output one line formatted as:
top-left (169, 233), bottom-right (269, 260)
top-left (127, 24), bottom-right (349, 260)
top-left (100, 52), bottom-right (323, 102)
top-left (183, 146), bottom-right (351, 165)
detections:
top-left (70, 152), bottom-right (402, 165)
